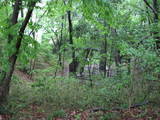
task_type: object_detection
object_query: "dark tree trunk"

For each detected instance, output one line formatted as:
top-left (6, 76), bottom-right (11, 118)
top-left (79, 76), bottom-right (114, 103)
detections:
top-left (80, 48), bottom-right (91, 76)
top-left (115, 49), bottom-right (122, 76)
top-left (58, 16), bottom-right (64, 66)
top-left (153, 0), bottom-right (159, 23)
top-left (0, 1), bottom-right (36, 105)
top-left (115, 50), bottom-right (121, 66)
top-left (67, 11), bottom-right (77, 74)
top-left (127, 58), bottom-right (131, 75)
top-left (99, 33), bottom-right (107, 77)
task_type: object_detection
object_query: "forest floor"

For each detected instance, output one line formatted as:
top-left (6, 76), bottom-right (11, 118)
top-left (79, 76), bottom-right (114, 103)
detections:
top-left (0, 70), bottom-right (160, 120)
top-left (1, 104), bottom-right (160, 120)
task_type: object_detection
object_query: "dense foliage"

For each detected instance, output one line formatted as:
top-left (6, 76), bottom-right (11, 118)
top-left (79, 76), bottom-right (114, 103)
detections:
top-left (0, 0), bottom-right (160, 119)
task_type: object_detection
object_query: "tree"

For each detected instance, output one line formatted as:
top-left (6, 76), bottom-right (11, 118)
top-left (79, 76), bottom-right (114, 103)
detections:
top-left (67, 10), bottom-right (78, 74)
top-left (0, 0), bottom-right (37, 105)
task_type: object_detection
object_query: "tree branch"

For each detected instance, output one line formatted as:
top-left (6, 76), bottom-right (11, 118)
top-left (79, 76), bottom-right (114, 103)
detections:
top-left (29, 10), bottom-right (47, 36)
top-left (143, 0), bottom-right (157, 15)
top-left (90, 101), bottom-right (150, 112)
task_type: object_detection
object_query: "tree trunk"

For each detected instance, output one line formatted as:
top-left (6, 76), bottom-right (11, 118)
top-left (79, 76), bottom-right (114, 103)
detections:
top-left (115, 49), bottom-right (122, 77)
top-left (67, 11), bottom-right (77, 74)
top-left (99, 33), bottom-right (107, 77)
top-left (58, 16), bottom-right (64, 66)
top-left (79, 48), bottom-right (92, 76)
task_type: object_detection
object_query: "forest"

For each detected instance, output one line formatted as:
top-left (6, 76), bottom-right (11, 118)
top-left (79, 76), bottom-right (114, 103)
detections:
top-left (0, 0), bottom-right (160, 119)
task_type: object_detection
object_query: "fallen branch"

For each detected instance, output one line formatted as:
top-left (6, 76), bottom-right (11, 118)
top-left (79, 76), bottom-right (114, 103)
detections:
top-left (90, 101), bottom-right (150, 112)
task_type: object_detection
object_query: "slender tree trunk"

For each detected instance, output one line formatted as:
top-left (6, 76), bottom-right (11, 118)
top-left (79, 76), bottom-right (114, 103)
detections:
top-left (99, 33), bottom-right (107, 77)
top-left (127, 58), bottom-right (131, 75)
top-left (80, 48), bottom-right (91, 76)
top-left (29, 58), bottom-right (36, 80)
top-left (67, 11), bottom-right (77, 74)
top-left (62, 17), bottom-right (66, 73)
top-left (59, 16), bottom-right (64, 66)
top-left (88, 63), bottom-right (93, 87)
top-left (112, 29), bottom-right (121, 76)
top-left (115, 49), bottom-right (122, 77)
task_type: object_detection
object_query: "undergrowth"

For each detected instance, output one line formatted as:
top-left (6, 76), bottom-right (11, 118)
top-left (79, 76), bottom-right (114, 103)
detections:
top-left (2, 73), bottom-right (158, 119)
